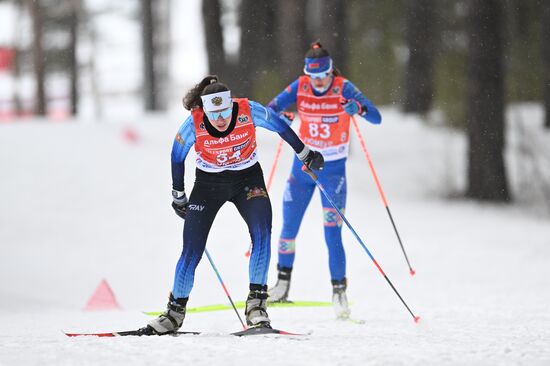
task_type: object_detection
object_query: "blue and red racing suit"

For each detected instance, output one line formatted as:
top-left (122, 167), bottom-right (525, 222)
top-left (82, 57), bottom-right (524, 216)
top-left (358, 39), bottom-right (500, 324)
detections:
top-left (268, 76), bottom-right (381, 282)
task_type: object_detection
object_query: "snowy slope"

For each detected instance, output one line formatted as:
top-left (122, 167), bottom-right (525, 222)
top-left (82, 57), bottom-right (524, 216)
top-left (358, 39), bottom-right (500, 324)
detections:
top-left (1, 108), bottom-right (549, 365)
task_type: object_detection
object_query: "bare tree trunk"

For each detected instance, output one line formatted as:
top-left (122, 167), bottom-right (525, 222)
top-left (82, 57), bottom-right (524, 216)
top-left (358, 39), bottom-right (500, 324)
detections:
top-left (89, 18), bottom-right (102, 118)
top-left (28, 0), bottom-right (46, 116)
top-left (68, 0), bottom-right (79, 116)
top-left (154, 0), bottom-right (170, 110)
top-left (238, 0), bottom-right (273, 96)
top-left (12, 2), bottom-right (24, 116)
top-left (202, 0), bottom-right (225, 77)
top-left (466, 0), bottom-right (510, 201)
top-left (403, 0), bottom-right (436, 114)
top-left (141, 0), bottom-right (157, 111)
top-left (318, 0), bottom-right (349, 73)
top-left (276, 0), bottom-right (308, 84)
top-left (543, 1), bottom-right (550, 129)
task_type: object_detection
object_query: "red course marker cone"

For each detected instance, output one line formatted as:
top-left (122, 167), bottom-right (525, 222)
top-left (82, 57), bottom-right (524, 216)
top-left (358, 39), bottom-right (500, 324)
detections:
top-left (84, 279), bottom-right (121, 311)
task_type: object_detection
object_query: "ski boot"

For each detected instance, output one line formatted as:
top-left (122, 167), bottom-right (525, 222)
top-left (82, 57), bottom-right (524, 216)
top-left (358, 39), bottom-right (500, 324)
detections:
top-left (138, 293), bottom-right (187, 335)
top-left (268, 265), bottom-right (292, 302)
top-left (332, 278), bottom-right (350, 320)
top-left (245, 284), bottom-right (271, 328)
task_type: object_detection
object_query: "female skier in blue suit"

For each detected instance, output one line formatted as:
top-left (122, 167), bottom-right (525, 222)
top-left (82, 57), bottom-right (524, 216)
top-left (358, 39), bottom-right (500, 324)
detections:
top-left (267, 42), bottom-right (381, 319)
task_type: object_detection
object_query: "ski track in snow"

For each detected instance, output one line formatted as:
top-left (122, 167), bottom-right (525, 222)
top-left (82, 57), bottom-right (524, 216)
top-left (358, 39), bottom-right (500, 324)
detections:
top-left (1, 108), bottom-right (549, 365)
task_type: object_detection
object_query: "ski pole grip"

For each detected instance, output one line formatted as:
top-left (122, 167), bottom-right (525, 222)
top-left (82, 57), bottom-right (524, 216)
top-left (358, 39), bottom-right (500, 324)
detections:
top-left (301, 165), bottom-right (318, 181)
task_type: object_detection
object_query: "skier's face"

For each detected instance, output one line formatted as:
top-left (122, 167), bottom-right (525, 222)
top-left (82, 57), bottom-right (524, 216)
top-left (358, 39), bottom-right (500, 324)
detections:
top-left (206, 107), bottom-right (232, 132)
top-left (310, 74), bottom-right (332, 90)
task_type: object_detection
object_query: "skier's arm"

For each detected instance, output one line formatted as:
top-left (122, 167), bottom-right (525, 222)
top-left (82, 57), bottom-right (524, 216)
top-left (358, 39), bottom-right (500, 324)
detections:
top-left (266, 79), bottom-right (299, 114)
top-left (250, 101), bottom-right (324, 171)
top-left (171, 116), bottom-right (196, 193)
top-left (342, 79), bottom-right (382, 125)
top-left (250, 100), bottom-right (304, 153)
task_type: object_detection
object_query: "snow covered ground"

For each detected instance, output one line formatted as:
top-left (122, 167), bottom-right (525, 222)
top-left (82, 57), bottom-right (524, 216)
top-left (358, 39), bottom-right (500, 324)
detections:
top-left (1, 107), bottom-right (549, 365)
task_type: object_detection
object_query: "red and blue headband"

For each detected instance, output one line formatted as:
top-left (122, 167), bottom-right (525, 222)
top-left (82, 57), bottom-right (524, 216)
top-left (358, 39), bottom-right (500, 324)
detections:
top-left (304, 56), bottom-right (333, 77)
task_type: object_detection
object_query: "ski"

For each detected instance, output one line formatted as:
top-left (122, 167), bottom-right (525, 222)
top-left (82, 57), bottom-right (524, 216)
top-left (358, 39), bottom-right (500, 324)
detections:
top-left (64, 327), bottom-right (307, 338)
top-left (231, 327), bottom-right (307, 337)
top-left (143, 300), bottom-right (331, 316)
top-left (64, 330), bottom-right (200, 337)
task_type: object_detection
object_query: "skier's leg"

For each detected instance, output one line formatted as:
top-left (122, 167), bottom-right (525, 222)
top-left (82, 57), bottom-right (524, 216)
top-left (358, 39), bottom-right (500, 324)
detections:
top-left (318, 160), bottom-right (347, 282)
top-left (172, 184), bottom-right (224, 299)
top-left (231, 172), bottom-right (272, 327)
top-left (270, 157), bottom-right (316, 301)
top-left (318, 160), bottom-right (350, 319)
top-left (231, 174), bottom-right (272, 287)
top-left (278, 157), bottom-right (316, 268)
top-left (146, 183), bottom-right (225, 334)
top-left (146, 182), bottom-right (225, 334)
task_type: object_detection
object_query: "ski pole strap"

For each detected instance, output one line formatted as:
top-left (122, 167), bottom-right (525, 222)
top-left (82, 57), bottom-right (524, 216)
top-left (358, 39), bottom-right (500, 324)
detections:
top-left (301, 165), bottom-right (318, 180)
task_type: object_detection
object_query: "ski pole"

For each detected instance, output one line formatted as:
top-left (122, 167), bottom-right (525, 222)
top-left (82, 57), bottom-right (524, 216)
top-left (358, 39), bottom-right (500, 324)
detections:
top-left (351, 116), bottom-right (415, 276)
top-left (266, 138), bottom-right (285, 190)
top-left (245, 138), bottom-right (285, 257)
top-left (301, 166), bottom-right (420, 323)
top-left (204, 249), bottom-right (247, 330)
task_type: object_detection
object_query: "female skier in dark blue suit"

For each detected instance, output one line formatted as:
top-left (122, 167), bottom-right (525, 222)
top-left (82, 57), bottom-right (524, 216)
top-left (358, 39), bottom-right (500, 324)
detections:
top-left (141, 76), bottom-right (323, 335)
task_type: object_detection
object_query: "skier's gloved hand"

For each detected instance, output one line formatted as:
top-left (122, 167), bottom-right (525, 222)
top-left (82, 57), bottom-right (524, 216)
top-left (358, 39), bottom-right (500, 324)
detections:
top-left (280, 111), bottom-right (295, 125)
top-left (171, 190), bottom-right (188, 219)
top-left (298, 146), bottom-right (324, 171)
top-left (340, 98), bottom-right (362, 116)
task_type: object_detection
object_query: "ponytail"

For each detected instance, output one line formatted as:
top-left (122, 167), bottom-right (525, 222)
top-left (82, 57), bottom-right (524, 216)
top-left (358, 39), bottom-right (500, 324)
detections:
top-left (305, 41), bottom-right (330, 59)
top-left (183, 75), bottom-right (229, 110)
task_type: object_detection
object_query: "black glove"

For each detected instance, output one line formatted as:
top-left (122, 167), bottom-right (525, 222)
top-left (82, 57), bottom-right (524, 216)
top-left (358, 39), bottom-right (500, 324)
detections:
top-left (300, 149), bottom-right (324, 171)
top-left (171, 190), bottom-right (188, 219)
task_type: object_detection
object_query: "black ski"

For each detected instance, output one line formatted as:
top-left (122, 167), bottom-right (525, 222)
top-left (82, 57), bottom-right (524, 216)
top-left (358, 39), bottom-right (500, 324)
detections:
top-left (64, 330), bottom-right (200, 337)
top-left (64, 327), bottom-right (307, 338)
top-left (231, 327), bottom-right (306, 336)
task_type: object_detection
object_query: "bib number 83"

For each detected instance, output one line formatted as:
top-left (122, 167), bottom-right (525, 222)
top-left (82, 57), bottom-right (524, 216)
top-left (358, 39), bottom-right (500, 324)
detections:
top-left (309, 123), bottom-right (331, 139)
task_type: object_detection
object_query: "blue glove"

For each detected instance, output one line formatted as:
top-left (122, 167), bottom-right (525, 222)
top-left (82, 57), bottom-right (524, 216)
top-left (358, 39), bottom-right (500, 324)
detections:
top-left (341, 99), bottom-right (361, 116)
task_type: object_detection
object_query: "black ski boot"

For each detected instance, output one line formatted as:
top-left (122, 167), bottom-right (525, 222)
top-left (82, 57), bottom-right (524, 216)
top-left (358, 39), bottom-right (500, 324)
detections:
top-left (332, 278), bottom-right (350, 320)
top-left (268, 265), bottom-right (292, 302)
top-left (245, 284), bottom-right (271, 328)
top-left (138, 293), bottom-right (187, 335)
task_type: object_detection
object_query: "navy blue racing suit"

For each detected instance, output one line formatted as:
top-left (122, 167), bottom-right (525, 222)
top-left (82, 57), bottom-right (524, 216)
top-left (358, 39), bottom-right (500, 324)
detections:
top-left (170, 99), bottom-right (306, 299)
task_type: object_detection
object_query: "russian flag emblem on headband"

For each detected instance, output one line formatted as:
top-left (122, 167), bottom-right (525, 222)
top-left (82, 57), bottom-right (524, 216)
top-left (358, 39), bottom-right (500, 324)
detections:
top-left (201, 90), bottom-right (232, 112)
top-left (304, 56), bottom-right (332, 74)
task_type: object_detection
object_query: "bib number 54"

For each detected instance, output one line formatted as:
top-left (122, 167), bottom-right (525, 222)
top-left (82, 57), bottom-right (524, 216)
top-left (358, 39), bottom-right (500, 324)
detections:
top-left (217, 150), bottom-right (242, 164)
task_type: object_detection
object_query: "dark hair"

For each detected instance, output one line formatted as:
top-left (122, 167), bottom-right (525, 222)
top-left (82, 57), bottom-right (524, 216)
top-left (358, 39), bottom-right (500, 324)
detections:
top-left (305, 41), bottom-right (331, 58)
top-left (182, 75), bottom-right (230, 110)
top-left (304, 41), bottom-right (341, 76)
